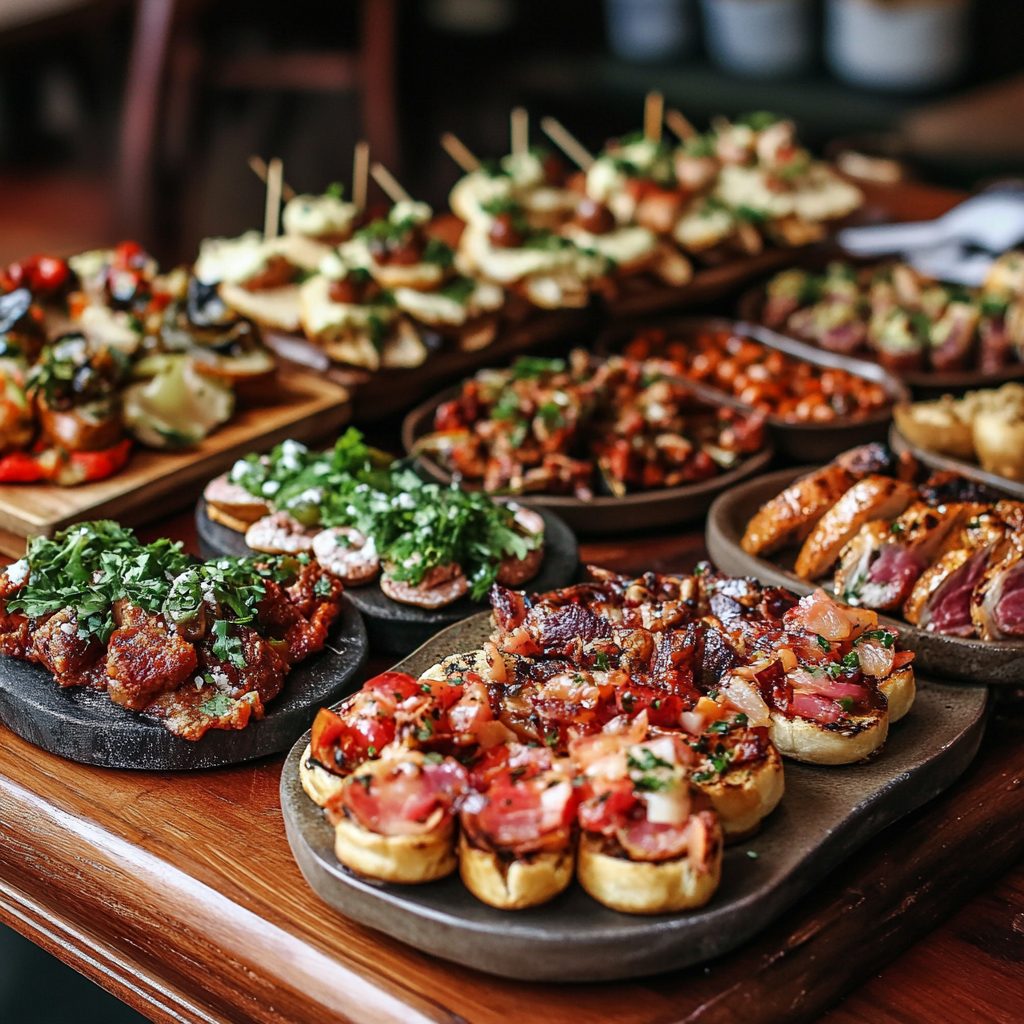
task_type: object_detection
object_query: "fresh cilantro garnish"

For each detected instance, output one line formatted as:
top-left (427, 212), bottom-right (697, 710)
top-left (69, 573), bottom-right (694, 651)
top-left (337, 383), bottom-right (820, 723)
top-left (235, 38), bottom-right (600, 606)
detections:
top-left (841, 651), bottom-right (860, 670)
top-left (627, 749), bottom-right (673, 772)
top-left (593, 652), bottom-right (609, 671)
top-left (415, 720), bottom-right (434, 742)
top-left (423, 751), bottom-right (444, 765)
top-left (692, 770), bottom-right (713, 783)
top-left (815, 634), bottom-right (831, 651)
top-left (212, 619), bottom-right (245, 668)
top-left (706, 720), bottom-right (730, 735)
top-left (200, 694), bottom-right (233, 718)
top-left (838, 697), bottom-right (854, 713)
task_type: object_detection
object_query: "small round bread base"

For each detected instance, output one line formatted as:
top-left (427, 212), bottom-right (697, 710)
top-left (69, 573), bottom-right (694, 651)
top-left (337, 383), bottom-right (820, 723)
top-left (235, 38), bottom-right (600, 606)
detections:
top-left (699, 746), bottom-right (785, 841)
top-left (576, 833), bottom-right (722, 915)
top-left (879, 667), bottom-right (916, 724)
top-left (206, 502), bottom-right (262, 533)
top-left (334, 815), bottom-right (458, 884)
top-left (196, 497), bottom-right (578, 656)
top-left (770, 709), bottom-right (888, 765)
top-left (299, 743), bottom-right (346, 807)
top-left (458, 832), bottom-right (575, 910)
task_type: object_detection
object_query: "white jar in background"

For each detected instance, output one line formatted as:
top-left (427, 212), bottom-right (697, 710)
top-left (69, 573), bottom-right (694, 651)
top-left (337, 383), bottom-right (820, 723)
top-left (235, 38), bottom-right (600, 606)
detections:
top-left (605, 0), bottom-right (694, 61)
top-left (826, 0), bottom-right (972, 91)
top-left (701, 0), bottom-right (815, 78)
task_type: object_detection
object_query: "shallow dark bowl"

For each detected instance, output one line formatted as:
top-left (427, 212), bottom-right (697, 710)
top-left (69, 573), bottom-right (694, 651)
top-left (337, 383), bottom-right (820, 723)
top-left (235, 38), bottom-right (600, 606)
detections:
top-left (890, 423), bottom-right (1024, 501)
top-left (196, 498), bottom-right (578, 656)
top-left (705, 466), bottom-right (1024, 685)
top-left (0, 598), bottom-right (368, 769)
top-left (738, 285), bottom-right (1024, 400)
top-left (280, 612), bottom-right (987, 982)
top-left (402, 384), bottom-right (776, 535)
top-left (595, 314), bottom-right (908, 464)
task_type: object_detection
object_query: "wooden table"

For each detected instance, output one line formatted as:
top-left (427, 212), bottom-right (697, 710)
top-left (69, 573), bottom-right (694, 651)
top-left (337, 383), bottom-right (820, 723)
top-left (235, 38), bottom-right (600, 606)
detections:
top-left (3, 177), bottom-right (1023, 1022)
top-left (1, 508), bottom-right (1023, 1024)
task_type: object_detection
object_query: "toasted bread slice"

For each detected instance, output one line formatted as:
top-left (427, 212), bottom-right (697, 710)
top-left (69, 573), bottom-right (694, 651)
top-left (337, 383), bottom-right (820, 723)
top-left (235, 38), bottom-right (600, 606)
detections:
top-left (576, 829), bottom-right (722, 914)
top-left (219, 283), bottom-right (302, 332)
top-left (334, 814), bottom-right (458, 884)
top-left (458, 832), bottom-right (574, 910)
top-left (878, 665), bottom-right (915, 724)
top-left (769, 707), bottom-right (888, 765)
top-left (697, 744), bottom-right (785, 841)
top-left (298, 743), bottom-right (346, 808)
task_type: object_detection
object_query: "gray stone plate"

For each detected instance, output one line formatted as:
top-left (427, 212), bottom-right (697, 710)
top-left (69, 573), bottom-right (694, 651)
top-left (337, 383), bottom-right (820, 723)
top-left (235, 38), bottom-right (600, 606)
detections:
top-left (706, 467), bottom-right (1024, 685)
top-left (279, 612), bottom-right (987, 982)
top-left (0, 597), bottom-right (368, 770)
top-left (197, 498), bottom-right (579, 656)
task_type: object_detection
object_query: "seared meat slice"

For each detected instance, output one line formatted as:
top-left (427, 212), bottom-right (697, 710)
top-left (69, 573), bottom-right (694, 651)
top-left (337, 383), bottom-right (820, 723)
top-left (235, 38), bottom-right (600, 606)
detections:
top-left (0, 563), bottom-right (31, 658)
top-left (970, 537), bottom-right (1024, 640)
top-left (741, 464), bottom-right (856, 557)
top-left (257, 575), bottom-right (342, 665)
top-left (904, 548), bottom-right (988, 636)
top-left (795, 476), bottom-right (916, 581)
top-left (284, 560), bottom-right (344, 620)
top-left (195, 625), bottom-right (288, 705)
top-left (106, 616), bottom-right (199, 709)
top-left (835, 502), bottom-right (972, 610)
top-left (144, 686), bottom-right (263, 741)
top-left (31, 609), bottom-right (104, 684)
top-left (835, 442), bottom-right (915, 481)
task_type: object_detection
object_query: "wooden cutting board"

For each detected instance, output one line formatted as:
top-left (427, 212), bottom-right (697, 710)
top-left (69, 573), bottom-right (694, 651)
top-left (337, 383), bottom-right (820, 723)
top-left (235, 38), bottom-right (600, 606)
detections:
top-left (0, 367), bottom-right (351, 557)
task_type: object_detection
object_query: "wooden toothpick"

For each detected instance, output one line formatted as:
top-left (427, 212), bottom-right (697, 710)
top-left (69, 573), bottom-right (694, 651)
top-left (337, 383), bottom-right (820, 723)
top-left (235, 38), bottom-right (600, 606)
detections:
top-left (370, 162), bottom-right (413, 204)
top-left (263, 157), bottom-right (283, 240)
top-left (440, 132), bottom-right (481, 173)
top-left (540, 117), bottom-right (595, 171)
top-left (352, 141), bottom-right (370, 211)
top-left (511, 106), bottom-right (529, 157)
top-left (644, 91), bottom-right (664, 144)
top-left (665, 109), bottom-right (697, 141)
top-left (248, 154), bottom-right (295, 201)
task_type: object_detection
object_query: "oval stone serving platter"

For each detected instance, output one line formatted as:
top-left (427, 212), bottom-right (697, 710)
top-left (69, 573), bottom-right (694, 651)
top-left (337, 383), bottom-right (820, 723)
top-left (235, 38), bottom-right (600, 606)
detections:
top-left (197, 497), bottom-right (579, 656)
top-left (280, 612), bottom-right (987, 982)
top-left (706, 467), bottom-right (1024, 686)
top-left (0, 597), bottom-right (368, 770)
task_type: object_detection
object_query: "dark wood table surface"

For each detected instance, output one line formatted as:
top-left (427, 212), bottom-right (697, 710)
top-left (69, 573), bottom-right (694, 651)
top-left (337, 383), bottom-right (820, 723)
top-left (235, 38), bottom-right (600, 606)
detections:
top-left (3, 178), bottom-right (1023, 1023)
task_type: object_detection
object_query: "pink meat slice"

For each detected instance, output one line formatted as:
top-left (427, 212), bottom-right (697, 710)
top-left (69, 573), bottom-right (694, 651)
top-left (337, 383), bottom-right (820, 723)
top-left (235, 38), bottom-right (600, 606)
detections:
top-left (994, 562), bottom-right (1024, 636)
top-left (866, 544), bottom-right (926, 606)
top-left (928, 551), bottom-right (989, 637)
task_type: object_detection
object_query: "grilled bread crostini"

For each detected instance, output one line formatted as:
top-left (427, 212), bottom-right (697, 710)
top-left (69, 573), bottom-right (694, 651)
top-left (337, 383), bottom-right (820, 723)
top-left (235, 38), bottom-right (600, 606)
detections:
top-left (332, 748), bottom-right (467, 884)
top-left (572, 720), bottom-right (722, 914)
top-left (458, 747), bottom-right (578, 909)
top-left (794, 475), bottom-right (916, 581)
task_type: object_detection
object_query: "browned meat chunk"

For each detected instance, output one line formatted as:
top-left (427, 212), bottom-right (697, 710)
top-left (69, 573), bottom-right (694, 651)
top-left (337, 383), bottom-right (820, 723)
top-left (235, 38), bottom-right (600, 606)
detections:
top-left (106, 619), bottom-right (199, 710)
top-left (31, 609), bottom-right (103, 683)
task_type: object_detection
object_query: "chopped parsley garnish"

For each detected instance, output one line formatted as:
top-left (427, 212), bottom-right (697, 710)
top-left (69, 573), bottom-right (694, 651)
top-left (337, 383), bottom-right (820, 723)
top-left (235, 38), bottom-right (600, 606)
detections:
top-left (200, 694), bottom-right (233, 718)
top-left (415, 720), bottom-right (434, 742)
top-left (706, 720), bottom-right (730, 735)
top-left (841, 651), bottom-right (860, 670)
top-left (593, 652), bottom-right (609, 671)
top-left (627, 749), bottom-right (673, 772)
top-left (838, 697), bottom-right (854, 713)
top-left (815, 634), bottom-right (831, 651)
top-left (423, 751), bottom-right (444, 765)
top-left (212, 619), bottom-right (245, 668)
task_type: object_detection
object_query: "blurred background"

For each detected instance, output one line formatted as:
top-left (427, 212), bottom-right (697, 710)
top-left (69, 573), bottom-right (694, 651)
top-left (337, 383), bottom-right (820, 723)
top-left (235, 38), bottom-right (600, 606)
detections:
top-left (1, 0), bottom-right (1024, 1019)
top-left (2, 0), bottom-right (1024, 270)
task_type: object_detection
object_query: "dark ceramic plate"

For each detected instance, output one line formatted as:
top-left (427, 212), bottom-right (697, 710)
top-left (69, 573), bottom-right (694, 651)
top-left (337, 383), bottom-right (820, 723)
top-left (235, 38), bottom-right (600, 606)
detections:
top-left (595, 315), bottom-right (909, 464)
top-left (280, 612), bottom-right (987, 982)
top-left (0, 598), bottom-right (368, 770)
top-left (196, 498), bottom-right (579, 656)
top-left (402, 385), bottom-right (775, 535)
top-left (890, 423), bottom-right (1024, 501)
top-left (705, 467), bottom-right (1024, 685)
top-left (738, 284), bottom-right (1024, 399)
top-left (264, 305), bottom-right (594, 423)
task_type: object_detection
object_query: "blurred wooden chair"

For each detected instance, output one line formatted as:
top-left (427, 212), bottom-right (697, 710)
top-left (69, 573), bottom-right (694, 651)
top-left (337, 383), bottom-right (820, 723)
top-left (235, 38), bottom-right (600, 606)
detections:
top-left (117, 0), bottom-right (399, 246)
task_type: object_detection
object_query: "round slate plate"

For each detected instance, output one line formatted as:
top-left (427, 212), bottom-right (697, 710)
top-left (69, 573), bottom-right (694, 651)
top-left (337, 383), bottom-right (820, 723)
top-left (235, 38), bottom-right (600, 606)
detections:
top-left (705, 466), bottom-right (1024, 685)
top-left (196, 498), bottom-right (579, 656)
top-left (738, 284), bottom-right (1024, 399)
top-left (0, 597), bottom-right (368, 770)
top-left (280, 612), bottom-right (987, 982)
top-left (402, 385), bottom-right (776, 535)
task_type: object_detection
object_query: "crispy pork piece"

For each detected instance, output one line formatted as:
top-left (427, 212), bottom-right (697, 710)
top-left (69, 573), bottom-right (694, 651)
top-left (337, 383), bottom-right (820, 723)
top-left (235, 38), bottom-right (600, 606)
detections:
top-left (741, 464), bottom-right (857, 557)
top-left (834, 502), bottom-right (973, 610)
top-left (794, 476), bottom-right (916, 581)
top-left (106, 615), bottom-right (199, 710)
top-left (741, 443), bottom-right (913, 559)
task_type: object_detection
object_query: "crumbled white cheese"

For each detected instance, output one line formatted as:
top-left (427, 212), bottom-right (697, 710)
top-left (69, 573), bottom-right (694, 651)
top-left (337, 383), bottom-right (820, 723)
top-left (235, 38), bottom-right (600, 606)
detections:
top-left (5, 559), bottom-right (29, 586)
